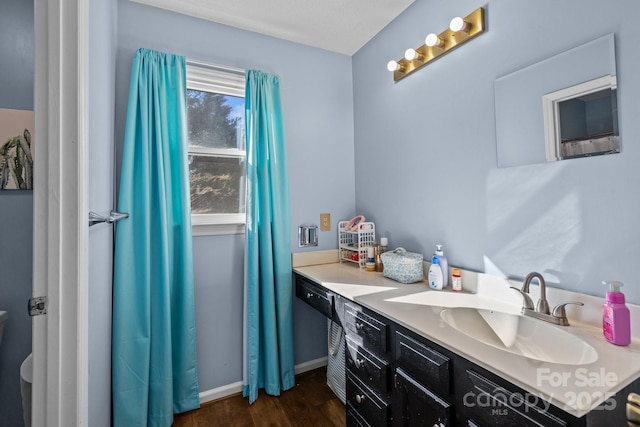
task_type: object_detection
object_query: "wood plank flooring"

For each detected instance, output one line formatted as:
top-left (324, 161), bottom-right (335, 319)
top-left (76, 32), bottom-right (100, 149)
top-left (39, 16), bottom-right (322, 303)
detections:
top-left (173, 367), bottom-right (346, 427)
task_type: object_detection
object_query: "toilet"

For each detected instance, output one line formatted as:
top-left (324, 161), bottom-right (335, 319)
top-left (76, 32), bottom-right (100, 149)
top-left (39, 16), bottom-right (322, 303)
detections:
top-left (20, 353), bottom-right (32, 427)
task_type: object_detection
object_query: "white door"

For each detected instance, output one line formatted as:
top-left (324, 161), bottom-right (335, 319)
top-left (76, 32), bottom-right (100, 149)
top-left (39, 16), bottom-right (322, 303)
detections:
top-left (32, 0), bottom-right (89, 425)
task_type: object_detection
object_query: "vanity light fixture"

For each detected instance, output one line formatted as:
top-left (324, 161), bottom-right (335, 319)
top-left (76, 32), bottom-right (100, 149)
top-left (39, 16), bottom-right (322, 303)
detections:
top-left (404, 48), bottom-right (423, 61)
top-left (386, 60), bottom-right (404, 72)
top-left (449, 16), bottom-right (470, 33)
top-left (425, 33), bottom-right (444, 48)
top-left (388, 7), bottom-right (486, 82)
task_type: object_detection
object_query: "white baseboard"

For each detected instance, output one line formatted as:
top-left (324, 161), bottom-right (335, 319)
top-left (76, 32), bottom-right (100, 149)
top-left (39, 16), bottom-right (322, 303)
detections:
top-left (198, 356), bottom-right (329, 405)
top-left (294, 356), bottom-right (328, 375)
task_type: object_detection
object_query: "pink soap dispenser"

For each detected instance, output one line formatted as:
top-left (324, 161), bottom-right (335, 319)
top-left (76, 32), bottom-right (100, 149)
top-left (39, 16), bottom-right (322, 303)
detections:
top-left (602, 281), bottom-right (631, 346)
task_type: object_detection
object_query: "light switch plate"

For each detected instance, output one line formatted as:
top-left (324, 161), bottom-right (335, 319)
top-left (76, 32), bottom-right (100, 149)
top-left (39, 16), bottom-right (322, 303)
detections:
top-left (320, 213), bottom-right (331, 231)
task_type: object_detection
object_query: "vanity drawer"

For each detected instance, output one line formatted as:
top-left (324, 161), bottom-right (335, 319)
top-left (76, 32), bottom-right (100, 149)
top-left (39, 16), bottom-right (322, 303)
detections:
top-left (394, 368), bottom-right (452, 427)
top-left (395, 331), bottom-right (451, 396)
top-left (462, 369), bottom-right (568, 427)
top-left (295, 275), bottom-right (333, 318)
top-left (346, 335), bottom-right (391, 392)
top-left (347, 370), bottom-right (391, 427)
top-left (345, 302), bottom-right (388, 353)
top-left (347, 401), bottom-right (374, 427)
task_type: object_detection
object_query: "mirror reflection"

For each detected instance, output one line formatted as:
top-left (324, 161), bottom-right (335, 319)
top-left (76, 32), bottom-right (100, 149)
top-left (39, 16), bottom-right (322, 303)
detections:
top-left (495, 34), bottom-right (618, 168)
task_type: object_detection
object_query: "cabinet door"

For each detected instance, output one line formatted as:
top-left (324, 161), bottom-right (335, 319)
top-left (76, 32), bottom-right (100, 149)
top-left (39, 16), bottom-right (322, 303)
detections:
top-left (394, 368), bottom-right (451, 427)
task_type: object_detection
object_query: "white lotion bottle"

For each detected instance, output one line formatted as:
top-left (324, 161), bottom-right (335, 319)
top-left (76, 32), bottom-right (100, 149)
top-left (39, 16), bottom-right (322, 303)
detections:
top-left (428, 255), bottom-right (444, 290)
top-left (435, 244), bottom-right (449, 287)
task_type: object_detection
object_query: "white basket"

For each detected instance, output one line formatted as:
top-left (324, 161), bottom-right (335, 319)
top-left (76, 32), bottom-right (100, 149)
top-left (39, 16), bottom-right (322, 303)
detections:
top-left (327, 319), bottom-right (345, 404)
top-left (338, 220), bottom-right (375, 268)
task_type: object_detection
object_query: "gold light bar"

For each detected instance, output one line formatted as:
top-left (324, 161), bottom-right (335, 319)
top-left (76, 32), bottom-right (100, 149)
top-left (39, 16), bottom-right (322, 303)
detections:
top-left (389, 7), bottom-right (486, 82)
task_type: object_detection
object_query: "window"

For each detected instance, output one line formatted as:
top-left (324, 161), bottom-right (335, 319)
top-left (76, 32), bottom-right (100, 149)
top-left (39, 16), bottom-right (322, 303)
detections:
top-left (542, 75), bottom-right (620, 162)
top-left (186, 61), bottom-right (246, 235)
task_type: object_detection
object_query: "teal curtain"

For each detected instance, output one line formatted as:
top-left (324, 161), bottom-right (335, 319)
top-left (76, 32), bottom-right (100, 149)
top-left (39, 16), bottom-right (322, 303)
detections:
top-left (112, 48), bottom-right (200, 427)
top-left (242, 70), bottom-right (295, 404)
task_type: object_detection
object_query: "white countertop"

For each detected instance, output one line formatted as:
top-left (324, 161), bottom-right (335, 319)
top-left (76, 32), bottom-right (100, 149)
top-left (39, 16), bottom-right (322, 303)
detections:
top-left (294, 261), bottom-right (640, 418)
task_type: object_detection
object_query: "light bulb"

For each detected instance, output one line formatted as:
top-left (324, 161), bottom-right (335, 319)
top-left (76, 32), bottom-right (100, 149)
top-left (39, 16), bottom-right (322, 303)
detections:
top-left (387, 60), bottom-right (400, 72)
top-left (449, 16), bottom-right (468, 32)
top-left (425, 33), bottom-right (442, 47)
top-left (404, 48), bottom-right (420, 61)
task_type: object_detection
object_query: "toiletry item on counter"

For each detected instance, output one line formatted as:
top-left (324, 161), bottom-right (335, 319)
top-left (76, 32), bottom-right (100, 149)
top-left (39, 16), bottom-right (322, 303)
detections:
top-left (374, 243), bottom-right (384, 272)
top-left (452, 268), bottom-right (462, 292)
top-left (381, 248), bottom-right (424, 283)
top-left (366, 247), bottom-right (376, 271)
top-left (434, 244), bottom-right (449, 287)
top-left (380, 237), bottom-right (388, 253)
top-left (428, 255), bottom-right (444, 290)
top-left (602, 280), bottom-right (631, 346)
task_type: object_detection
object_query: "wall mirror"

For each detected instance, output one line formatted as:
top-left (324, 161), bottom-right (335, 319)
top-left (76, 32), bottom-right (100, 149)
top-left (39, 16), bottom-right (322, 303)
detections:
top-left (495, 34), bottom-right (618, 168)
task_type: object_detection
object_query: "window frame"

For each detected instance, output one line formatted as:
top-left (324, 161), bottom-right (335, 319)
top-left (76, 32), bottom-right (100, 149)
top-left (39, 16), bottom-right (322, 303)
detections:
top-left (186, 60), bottom-right (247, 236)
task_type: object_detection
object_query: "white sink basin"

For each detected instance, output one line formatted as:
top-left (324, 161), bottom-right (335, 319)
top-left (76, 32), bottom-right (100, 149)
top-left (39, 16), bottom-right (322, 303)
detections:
top-left (440, 307), bottom-right (598, 365)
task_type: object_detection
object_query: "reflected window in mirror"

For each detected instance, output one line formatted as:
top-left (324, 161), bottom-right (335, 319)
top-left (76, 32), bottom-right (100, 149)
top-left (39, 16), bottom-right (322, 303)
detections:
top-left (543, 75), bottom-right (619, 162)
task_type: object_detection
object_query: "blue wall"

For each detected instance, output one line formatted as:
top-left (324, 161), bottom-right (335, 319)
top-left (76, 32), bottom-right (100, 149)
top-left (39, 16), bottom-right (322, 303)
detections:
top-left (0, 0), bottom-right (34, 425)
top-left (352, 0), bottom-right (640, 304)
top-left (115, 0), bottom-right (356, 394)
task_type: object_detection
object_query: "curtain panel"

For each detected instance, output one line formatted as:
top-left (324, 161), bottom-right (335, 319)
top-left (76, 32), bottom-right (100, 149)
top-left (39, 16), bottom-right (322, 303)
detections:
top-left (112, 48), bottom-right (200, 427)
top-left (243, 69), bottom-right (295, 404)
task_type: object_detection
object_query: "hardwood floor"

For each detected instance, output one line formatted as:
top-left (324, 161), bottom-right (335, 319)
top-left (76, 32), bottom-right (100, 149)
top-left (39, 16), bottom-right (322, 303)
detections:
top-left (173, 367), bottom-right (346, 427)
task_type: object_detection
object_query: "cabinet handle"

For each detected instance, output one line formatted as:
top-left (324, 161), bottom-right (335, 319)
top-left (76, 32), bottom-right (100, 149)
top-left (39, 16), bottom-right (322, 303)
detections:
top-left (306, 292), bottom-right (314, 299)
top-left (355, 358), bottom-right (365, 369)
top-left (355, 394), bottom-right (365, 404)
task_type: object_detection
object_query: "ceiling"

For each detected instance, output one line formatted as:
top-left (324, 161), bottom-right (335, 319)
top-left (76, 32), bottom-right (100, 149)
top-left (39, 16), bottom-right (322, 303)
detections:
top-left (131, 0), bottom-right (415, 56)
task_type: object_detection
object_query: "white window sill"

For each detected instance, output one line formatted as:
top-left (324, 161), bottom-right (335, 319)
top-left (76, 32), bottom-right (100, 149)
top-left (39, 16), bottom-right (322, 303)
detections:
top-left (191, 213), bottom-right (246, 236)
top-left (192, 223), bottom-right (245, 236)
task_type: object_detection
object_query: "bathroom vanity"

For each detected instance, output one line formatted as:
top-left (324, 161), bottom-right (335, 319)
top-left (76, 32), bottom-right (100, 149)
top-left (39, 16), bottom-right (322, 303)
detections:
top-left (294, 262), bottom-right (640, 426)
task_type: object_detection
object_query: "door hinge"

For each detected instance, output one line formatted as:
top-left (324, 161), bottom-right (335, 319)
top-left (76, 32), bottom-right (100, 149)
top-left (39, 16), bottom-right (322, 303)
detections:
top-left (28, 296), bottom-right (47, 316)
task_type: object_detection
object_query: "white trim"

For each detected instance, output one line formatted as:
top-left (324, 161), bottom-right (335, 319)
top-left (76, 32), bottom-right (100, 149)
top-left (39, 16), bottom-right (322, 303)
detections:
top-left (198, 381), bottom-right (243, 404)
top-left (197, 357), bottom-right (328, 404)
top-left (191, 213), bottom-right (246, 236)
top-left (33, 0), bottom-right (89, 426)
top-left (543, 75), bottom-right (617, 162)
top-left (294, 356), bottom-right (329, 375)
top-left (192, 223), bottom-right (245, 236)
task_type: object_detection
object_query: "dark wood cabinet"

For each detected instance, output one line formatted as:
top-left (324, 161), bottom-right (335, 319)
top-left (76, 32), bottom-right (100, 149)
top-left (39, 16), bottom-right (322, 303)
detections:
top-left (294, 272), bottom-right (639, 427)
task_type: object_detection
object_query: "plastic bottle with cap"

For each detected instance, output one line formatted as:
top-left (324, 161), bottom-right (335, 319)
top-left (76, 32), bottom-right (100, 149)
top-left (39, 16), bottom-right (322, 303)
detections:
top-left (602, 280), bottom-right (630, 346)
top-left (428, 255), bottom-right (444, 290)
top-left (434, 245), bottom-right (449, 287)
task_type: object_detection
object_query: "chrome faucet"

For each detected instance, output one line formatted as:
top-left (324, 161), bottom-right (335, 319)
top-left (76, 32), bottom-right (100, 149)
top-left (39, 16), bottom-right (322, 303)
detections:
top-left (510, 271), bottom-right (583, 326)
top-left (522, 272), bottom-right (550, 314)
